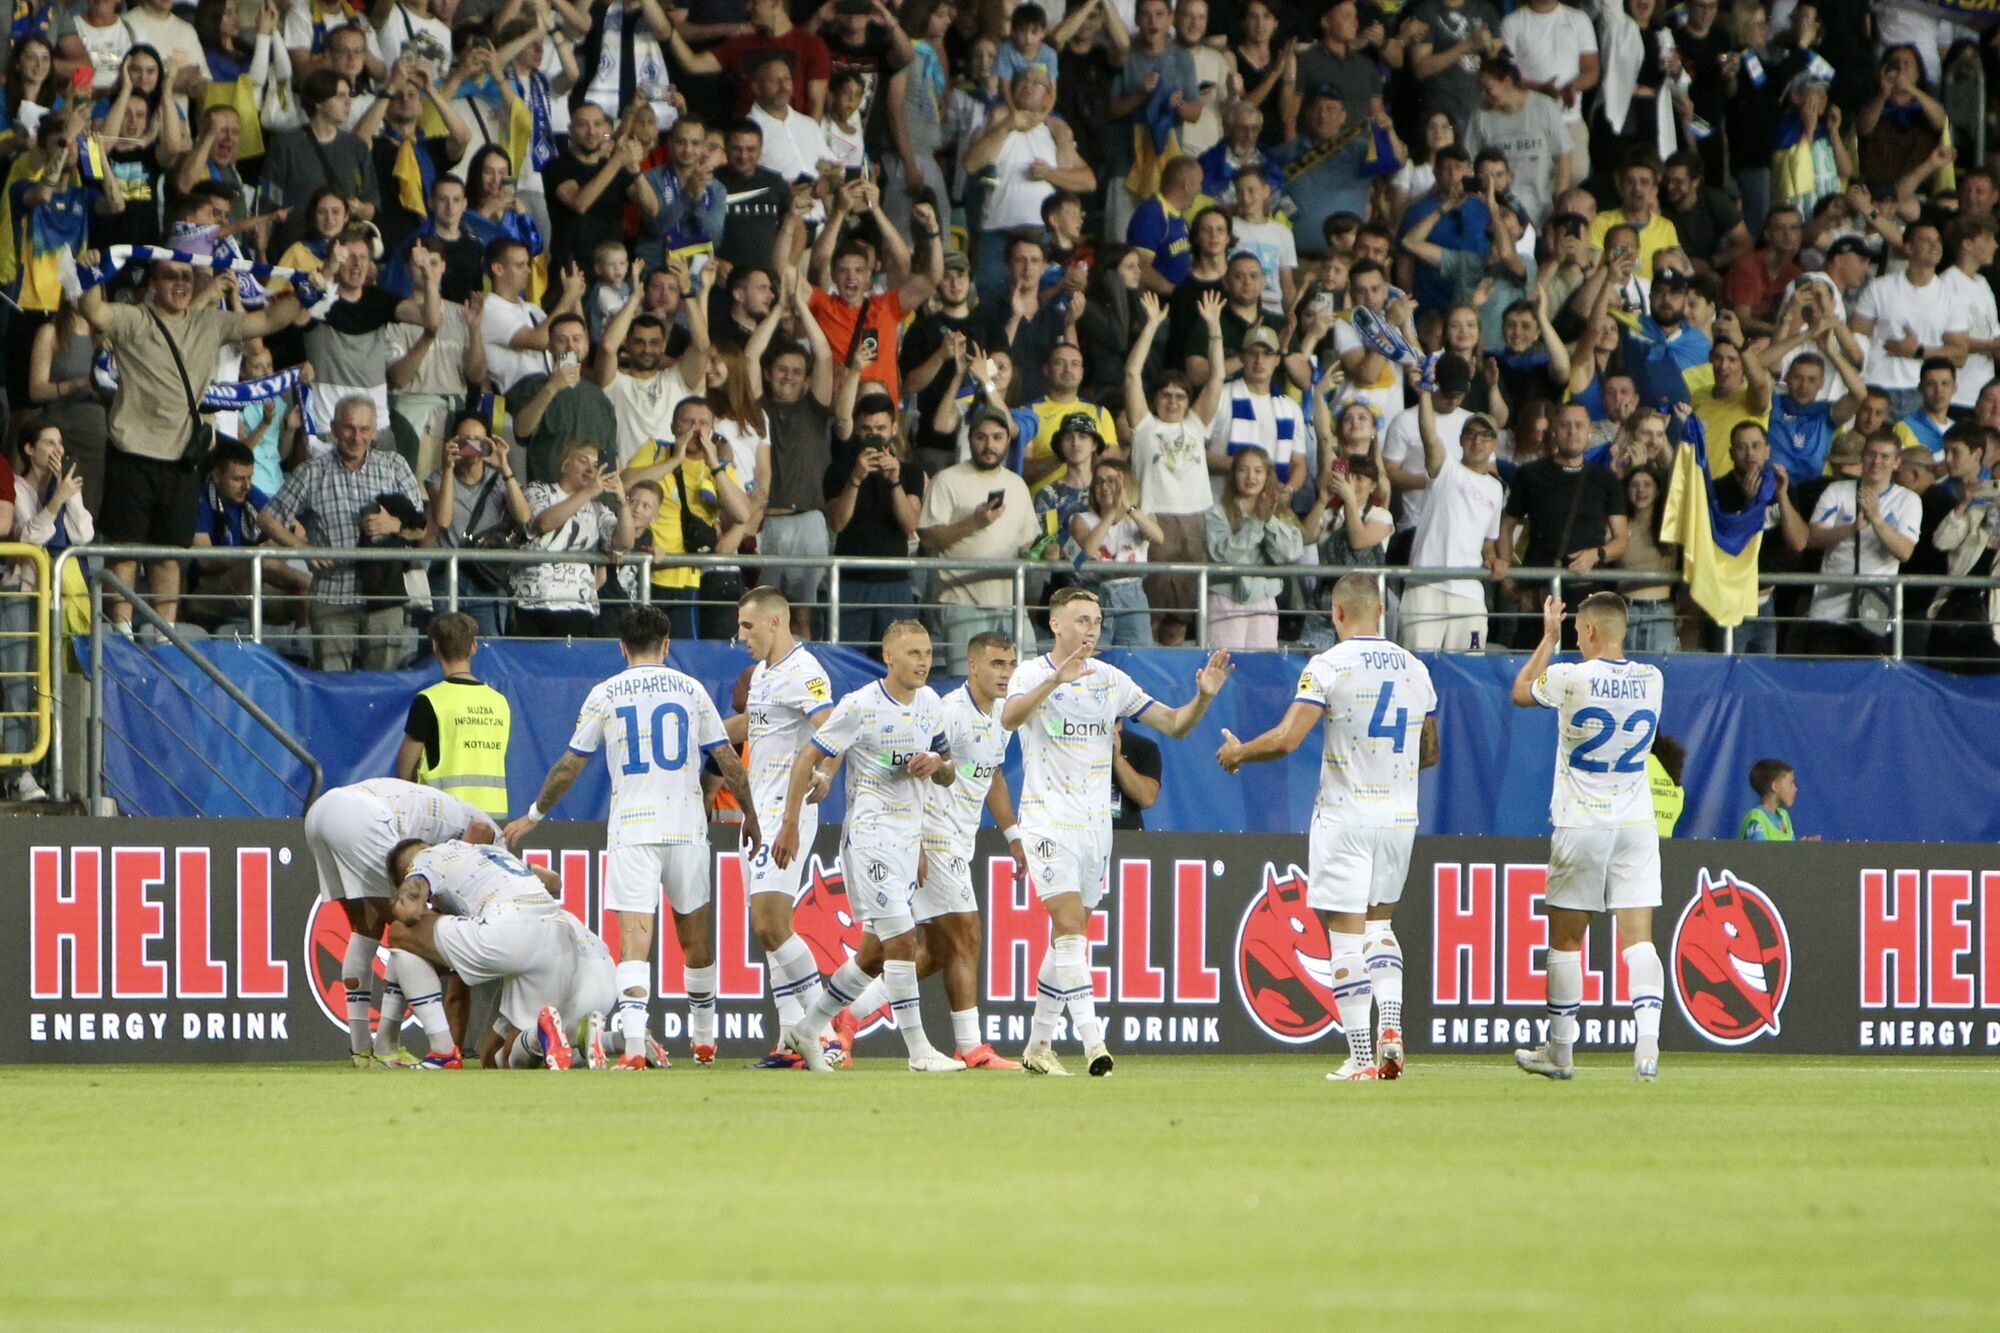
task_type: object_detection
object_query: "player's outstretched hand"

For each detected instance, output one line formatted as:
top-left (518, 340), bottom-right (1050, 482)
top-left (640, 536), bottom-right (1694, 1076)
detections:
top-left (1541, 596), bottom-right (1565, 645)
top-left (501, 815), bottom-right (536, 848)
top-left (1053, 642), bottom-right (1092, 684)
top-left (1196, 649), bottom-right (1234, 697)
top-left (905, 750), bottom-right (944, 778)
top-left (771, 820), bottom-right (800, 869)
top-left (1216, 727), bottom-right (1244, 774)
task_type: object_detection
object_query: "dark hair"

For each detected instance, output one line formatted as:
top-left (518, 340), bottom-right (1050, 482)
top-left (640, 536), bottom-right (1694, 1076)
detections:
top-left (1626, 463), bottom-right (1669, 543)
top-left (853, 392), bottom-right (898, 423)
top-left (1748, 758), bottom-right (1794, 797)
top-left (299, 67), bottom-right (353, 116)
top-left (621, 604), bottom-right (672, 652)
top-left (1012, 2), bottom-right (1048, 27)
top-left (484, 235), bottom-right (529, 271)
top-left (1653, 734), bottom-right (1686, 786)
top-left (1480, 53), bottom-right (1521, 84)
top-left (428, 610), bottom-right (480, 660)
top-left (1920, 354), bottom-right (1957, 380)
top-left (448, 407), bottom-right (489, 437)
top-left (1665, 148), bottom-right (1704, 181)
top-left (725, 116), bottom-right (764, 140)
top-left (208, 440), bottom-right (256, 474)
top-left (464, 144), bottom-right (514, 211)
top-left (1472, 147), bottom-right (1509, 171)
top-left (967, 631), bottom-right (1015, 656)
top-left (385, 837), bottom-right (428, 888)
top-left (548, 311), bottom-right (588, 340)
top-left (728, 264), bottom-right (774, 295)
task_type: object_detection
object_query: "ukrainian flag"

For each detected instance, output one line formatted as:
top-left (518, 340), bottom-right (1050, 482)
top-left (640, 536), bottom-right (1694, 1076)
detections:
top-left (1661, 414), bottom-right (1767, 628)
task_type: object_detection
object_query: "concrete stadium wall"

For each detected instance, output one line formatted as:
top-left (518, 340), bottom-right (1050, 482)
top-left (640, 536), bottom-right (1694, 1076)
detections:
top-left (6, 821), bottom-right (1995, 1062)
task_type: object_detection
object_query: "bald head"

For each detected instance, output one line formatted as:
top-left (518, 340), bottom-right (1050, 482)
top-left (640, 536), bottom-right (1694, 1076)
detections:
top-left (1330, 573), bottom-right (1384, 637)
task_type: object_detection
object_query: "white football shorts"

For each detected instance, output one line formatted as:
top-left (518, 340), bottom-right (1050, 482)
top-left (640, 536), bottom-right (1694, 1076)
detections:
top-left (1023, 824), bottom-right (1112, 910)
top-left (1545, 825), bottom-right (1663, 913)
top-left (840, 833), bottom-right (921, 939)
top-left (304, 786), bottom-right (403, 901)
top-left (604, 842), bottom-right (712, 916)
top-left (745, 801), bottom-right (817, 897)
top-left (435, 908), bottom-right (572, 1032)
top-left (1306, 821), bottom-right (1415, 914)
top-left (914, 838), bottom-right (978, 923)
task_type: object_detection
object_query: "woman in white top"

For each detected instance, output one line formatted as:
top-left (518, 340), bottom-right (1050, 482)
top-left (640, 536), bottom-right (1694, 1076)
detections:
top-left (1126, 289), bottom-right (1226, 644)
top-left (1070, 457), bottom-right (1165, 647)
top-left (73, 0), bottom-right (135, 94)
top-left (819, 69), bottom-right (870, 174)
top-left (6, 421), bottom-right (94, 800)
top-left (960, 63), bottom-right (1095, 299)
top-left (515, 440), bottom-right (634, 637)
top-left (1387, 110), bottom-right (1454, 228)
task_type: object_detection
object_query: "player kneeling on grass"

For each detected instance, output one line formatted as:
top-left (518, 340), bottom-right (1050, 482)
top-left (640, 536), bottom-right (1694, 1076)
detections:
top-left (771, 620), bottom-right (965, 1073)
top-left (832, 632), bottom-right (1029, 1070)
top-left (383, 839), bottom-right (611, 1071)
top-left (1003, 587), bottom-right (1234, 1076)
top-left (507, 606), bottom-right (759, 1070)
top-left (303, 777), bottom-right (500, 1067)
top-left (1510, 594), bottom-right (1668, 1082)
top-left (1217, 574), bottom-right (1437, 1082)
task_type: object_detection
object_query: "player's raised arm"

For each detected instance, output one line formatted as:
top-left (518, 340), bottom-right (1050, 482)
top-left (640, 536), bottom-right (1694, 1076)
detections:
top-left (504, 750), bottom-right (589, 846)
top-left (1137, 651), bottom-right (1235, 739)
top-left (712, 744), bottom-right (763, 853)
top-left (1511, 597), bottom-right (1566, 708)
top-left (1000, 644), bottom-right (1092, 731)
top-left (1216, 699), bottom-right (1321, 773)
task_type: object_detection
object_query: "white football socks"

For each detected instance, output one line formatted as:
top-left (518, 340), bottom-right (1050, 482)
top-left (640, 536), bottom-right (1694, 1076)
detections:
top-left (685, 963), bottom-right (718, 1047)
top-left (1624, 941), bottom-right (1665, 1065)
top-left (391, 950), bottom-right (452, 1055)
top-left (1363, 922), bottom-right (1404, 1036)
top-left (1030, 948), bottom-right (1064, 1050)
top-left (950, 1008), bottom-right (981, 1053)
top-left (767, 935), bottom-right (824, 1032)
top-left (849, 977), bottom-right (890, 1025)
top-left (1329, 931), bottom-right (1373, 1065)
top-left (1546, 948), bottom-right (1583, 1065)
top-left (796, 959), bottom-right (869, 1041)
top-left (342, 932), bottom-right (376, 1054)
top-left (372, 979), bottom-right (406, 1058)
top-left (1051, 934), bottom-right (1100, 1049)
top-left (614, 960), bottom-right (650, 1058)
top-left (882, 960), bottom-right (939, 1059)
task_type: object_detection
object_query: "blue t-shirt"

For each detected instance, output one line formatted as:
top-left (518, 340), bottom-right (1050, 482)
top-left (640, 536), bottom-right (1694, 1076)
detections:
top-left (1767, 394), bottom-right (1835, 479)
top-left (1276, 133), bottom-right (1370, 249)
top-left (1398, 194), bottom-right (1493, 313)
top-left (1624, 317), bottom-right (1710, 411)
top-left (995, 41), bottom-right (1060, 87)
top-left (1127, 196), bottom-right (1192, 286)
top-left (196, 482), bottom-right (274, 549)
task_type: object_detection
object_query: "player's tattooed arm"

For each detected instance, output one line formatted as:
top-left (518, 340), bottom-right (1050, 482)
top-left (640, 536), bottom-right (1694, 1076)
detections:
top-left (502, 751), bottom-right (590, 846)
top-left (711, 745), bottom-right (763, 852)
top-left (391, 875), bottom-right (429, 926)
top-left (1419, 714), bottom-right (1439, 770)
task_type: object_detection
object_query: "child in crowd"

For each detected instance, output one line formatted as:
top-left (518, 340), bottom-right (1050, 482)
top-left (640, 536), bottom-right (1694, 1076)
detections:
top-left (585, 240), bottom-right (632, 344)
top-left (1740, 758), bottom-right (1815, 840)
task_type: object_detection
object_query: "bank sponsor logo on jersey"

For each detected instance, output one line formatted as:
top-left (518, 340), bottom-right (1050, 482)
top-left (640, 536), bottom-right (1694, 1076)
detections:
top-left (1233, 863), bottom-right (1340, 1045)
top-left (1671, 868), bottom-right (1791, 1046)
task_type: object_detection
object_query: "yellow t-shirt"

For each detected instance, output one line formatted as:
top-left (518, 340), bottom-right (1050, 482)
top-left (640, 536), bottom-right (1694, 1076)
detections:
top-left (623, 443), bottom-right (720, 589)
top-left (1588, 210), bottom-right (1682, 279)
top-left (1682, 363), bottom-right (1768, 479)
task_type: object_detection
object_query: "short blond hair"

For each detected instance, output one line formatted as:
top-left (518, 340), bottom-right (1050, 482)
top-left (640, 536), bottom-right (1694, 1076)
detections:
top-left (1575, 590), bottom-right (1628, 638)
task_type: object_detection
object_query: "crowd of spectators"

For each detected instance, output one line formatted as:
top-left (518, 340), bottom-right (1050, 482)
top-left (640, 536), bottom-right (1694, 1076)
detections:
top-left (2, 0), bottom-right (1999, 672)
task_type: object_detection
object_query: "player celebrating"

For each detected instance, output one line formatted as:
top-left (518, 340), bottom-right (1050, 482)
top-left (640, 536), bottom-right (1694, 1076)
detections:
top-left (772, 620), bottom-right (965, 1073)
top-left (835, 632), bottom-right (1029, 1070)
top-left (302, 777), bottom-right (499, 1067)
top-left (728, 586), bottom-right (841, 1068)
top-left (1216, 575), bottom-right (1438, 1081)
top-left (1510, 594), bottom-right (1668, 1082)
top-left (1004, 587), bottom-right (1234, 1076)
top-left (505, 607), bottom-right (758, 1070)
top-left (382, 838), bottom-right (610, 1071)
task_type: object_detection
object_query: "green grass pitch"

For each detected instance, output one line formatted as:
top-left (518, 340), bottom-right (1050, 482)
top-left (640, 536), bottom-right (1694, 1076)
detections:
top-left (1, 1055), bottom-right (1996, 1330)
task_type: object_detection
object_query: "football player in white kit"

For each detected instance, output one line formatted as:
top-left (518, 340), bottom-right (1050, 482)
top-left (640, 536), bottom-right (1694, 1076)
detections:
top-left (727, 586), bottom-right (841, 1068)
top-left (505, 607), bottom-right (758, 1070)
top-left (833, 631), bottom-right (1029, 1069)
top-left (772, 620), bottom-right (965, 1072)
top-left (1216, 575), bottom-right (1438, 1082)
top-left (1004, 587), bottom-right (1234, 1076)
top-left (383, 839), bottom-right (614, 1070)
top-left (1511, 594), bottom-right (1668, 1082)
top-left (302, 777), bottom-right (500, 1066)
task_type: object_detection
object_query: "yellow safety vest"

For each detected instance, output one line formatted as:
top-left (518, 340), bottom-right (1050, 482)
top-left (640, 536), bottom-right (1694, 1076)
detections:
top-left (1647, 753), bottom-right (1685, 839)
top-left (416, 678), bottom-right (513, 817)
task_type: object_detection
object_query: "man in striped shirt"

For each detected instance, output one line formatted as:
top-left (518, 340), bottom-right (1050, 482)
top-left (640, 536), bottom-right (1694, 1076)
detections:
top-left (1207, 326), bottom-right (1308, 496)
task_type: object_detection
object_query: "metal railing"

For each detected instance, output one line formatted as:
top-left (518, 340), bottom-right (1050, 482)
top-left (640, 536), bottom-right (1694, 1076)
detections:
top-left (44, 542), bottom-right (2000, 802)
top-left (0, 544), bottom-right (52, 771)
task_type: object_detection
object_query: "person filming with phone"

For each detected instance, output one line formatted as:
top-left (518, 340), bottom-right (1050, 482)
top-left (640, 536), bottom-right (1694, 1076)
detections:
top-left (423, 411), bottom-right (531, 639)
top-left (920, 405), bottom-right (1040, 667)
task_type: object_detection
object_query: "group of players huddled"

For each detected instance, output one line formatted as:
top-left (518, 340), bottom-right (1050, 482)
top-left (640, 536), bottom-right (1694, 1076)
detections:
top-left (306, 578), bottom-right (1667, 1083)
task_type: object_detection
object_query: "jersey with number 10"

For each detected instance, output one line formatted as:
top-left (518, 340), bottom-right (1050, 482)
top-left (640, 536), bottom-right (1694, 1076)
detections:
top-left (1295, 636), bottom-right (1437, 828)
top-left (1531, 657), bottom-right (1666, 829)
top-left (568, 665), bottom-right (730, 848)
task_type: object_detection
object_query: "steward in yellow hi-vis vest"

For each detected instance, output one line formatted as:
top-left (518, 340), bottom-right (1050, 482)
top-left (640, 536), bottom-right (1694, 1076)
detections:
top-left (396, 613), bottom-right (512, 816)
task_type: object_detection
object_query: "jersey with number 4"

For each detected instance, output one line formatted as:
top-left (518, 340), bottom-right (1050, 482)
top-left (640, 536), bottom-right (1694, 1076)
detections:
top-left (407, 841), bottom-right (557, 919)
top-left (1007, 655), bottom-right (1155, 834)
top-left (1296, 636), bottom-right (1437, 828)
top-left (745, 646), bottom-right (834, 819)
top-left (569, 665), bottom-right (730, 848)
top-left (925, 686), bottom-right (1011, 852)
top-left (812, 681), bottom-right (948, 844)
top-left (1531, 657), bottom-right (1665, 829)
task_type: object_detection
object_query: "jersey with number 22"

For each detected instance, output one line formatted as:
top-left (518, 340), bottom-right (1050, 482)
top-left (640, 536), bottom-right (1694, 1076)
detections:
top-left (1531, 658), bottom-right (1665, 830)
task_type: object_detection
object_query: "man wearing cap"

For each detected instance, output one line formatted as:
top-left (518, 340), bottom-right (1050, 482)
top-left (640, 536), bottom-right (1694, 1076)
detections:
top-left (1208, 326), bottom-right (1308, 494)
top-left (1818, 235), bottom-right (1874, 310)
top-left (1587, 241), bottom-right (1709, 411)
top-left (1587, 152), bottom-right (1681, 281)
top-left (1382, 353), bottom-right (1475, 531)
top-left (1404, 381), bottom-right (1506, 652)
top-left (918, 406), bottom-right (1042, 665)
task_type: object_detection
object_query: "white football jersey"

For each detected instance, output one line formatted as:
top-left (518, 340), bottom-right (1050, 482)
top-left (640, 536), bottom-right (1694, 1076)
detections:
top-left (407, 840), bottom-right (557, 919)
top-left (925, 686), bottom-right (1012, 853)
top-left (812, 681), bottom-right (949, 844)
top-left (745, 645), bottom-right (834, 820)
top-left (352, 776), bottom-right (497, 842)
top-left (1295, 636), bottom-right (1437, 829)
top-left (1007, 654), bottom-right (1155, 833)
top-left (1531, 657), bottom-right (1666, 829)
top-left (568, 664), bottom-right (730, 848)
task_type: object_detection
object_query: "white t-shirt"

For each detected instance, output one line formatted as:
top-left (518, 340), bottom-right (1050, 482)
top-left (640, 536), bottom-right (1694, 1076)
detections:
top-left (1808, 479), bottom-right (1922, 631)
top-left (1945, 267), bottom-right (1999, 408)
top-left (481, 295), bottom-right (548, 396)
top-left (74, 15), bottom-right (134, 92)
top-left (750, 104), bottom-right (834, 183)
top-left (1408, 459), bottom-right (1504, 601)
top-left (1530, 657), bottom-right (1666, 829)
top-left (1498, 3), bottom-right (1598, 124)
top-left (605, 364), bottom-right (700, 467)
top-left (1233, 218), bottom-right (1299, 315)
top-left (376, 3), bottom-right (454, 72)
top-left (1382, 403), bottom-right (1466, 529)
top-left (1079, 514), bottom-right (1150, 568)
top-left (1332, 318), bottom-right (1408, 422)
top-left (1855, 270), bottom-right (1969, 391)
top-left (409, 841), bottom-right (558, 919)
top-left (1130, 410), bottom-right (1215, 516)
top-left (350, 776), bottom-right (497, 842)
top-left (568, 664), bottom-right (730, 848)
top-left (1006, 654), bottom-right (1154, 834)
top-left (516, 482), bottom-right (619, 612)
top-left (123, 9), bottom-right (204, 70)
top-left (1295, 636), bottom-right (1437, 829)
top-left (745, 644), bottom-right (834, 819)
top-left (812, 681), bottom-right (949, 844)
top-left (924, 686), bottom-right (1011, 854)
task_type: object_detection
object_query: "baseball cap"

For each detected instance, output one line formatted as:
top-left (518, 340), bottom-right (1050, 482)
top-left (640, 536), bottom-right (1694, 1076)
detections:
top-left (942, 250), bottom-right (971, 274)
top-left (1059, 410), bottom-right (1103, 441)
top-left (1462, 412), bottom-right (1500, 438)
top-left (1824, 236), bottom-right (1871, 262)
top-left (1242, 325), bottom-right (1282, 353)
top-left (1433, 353), bottom-right (1472, 395)
top-left (1827, 432), bottom-right (1865, 468)
top-left (967, 405), bottom-right (1013, 435)
top-left (1652, 268), bottom-right (1691, 289)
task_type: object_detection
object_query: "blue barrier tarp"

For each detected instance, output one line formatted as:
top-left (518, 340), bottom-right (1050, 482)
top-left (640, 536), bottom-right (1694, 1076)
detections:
top-left (97, 637), bottom-right (2000, 841)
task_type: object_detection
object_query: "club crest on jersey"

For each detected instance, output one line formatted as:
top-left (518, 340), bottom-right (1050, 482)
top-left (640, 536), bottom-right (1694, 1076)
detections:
top-left (1671, 868), bottom-right (1791, 1046)
top-left (1233, 863), bottom-right (1341, 1045)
